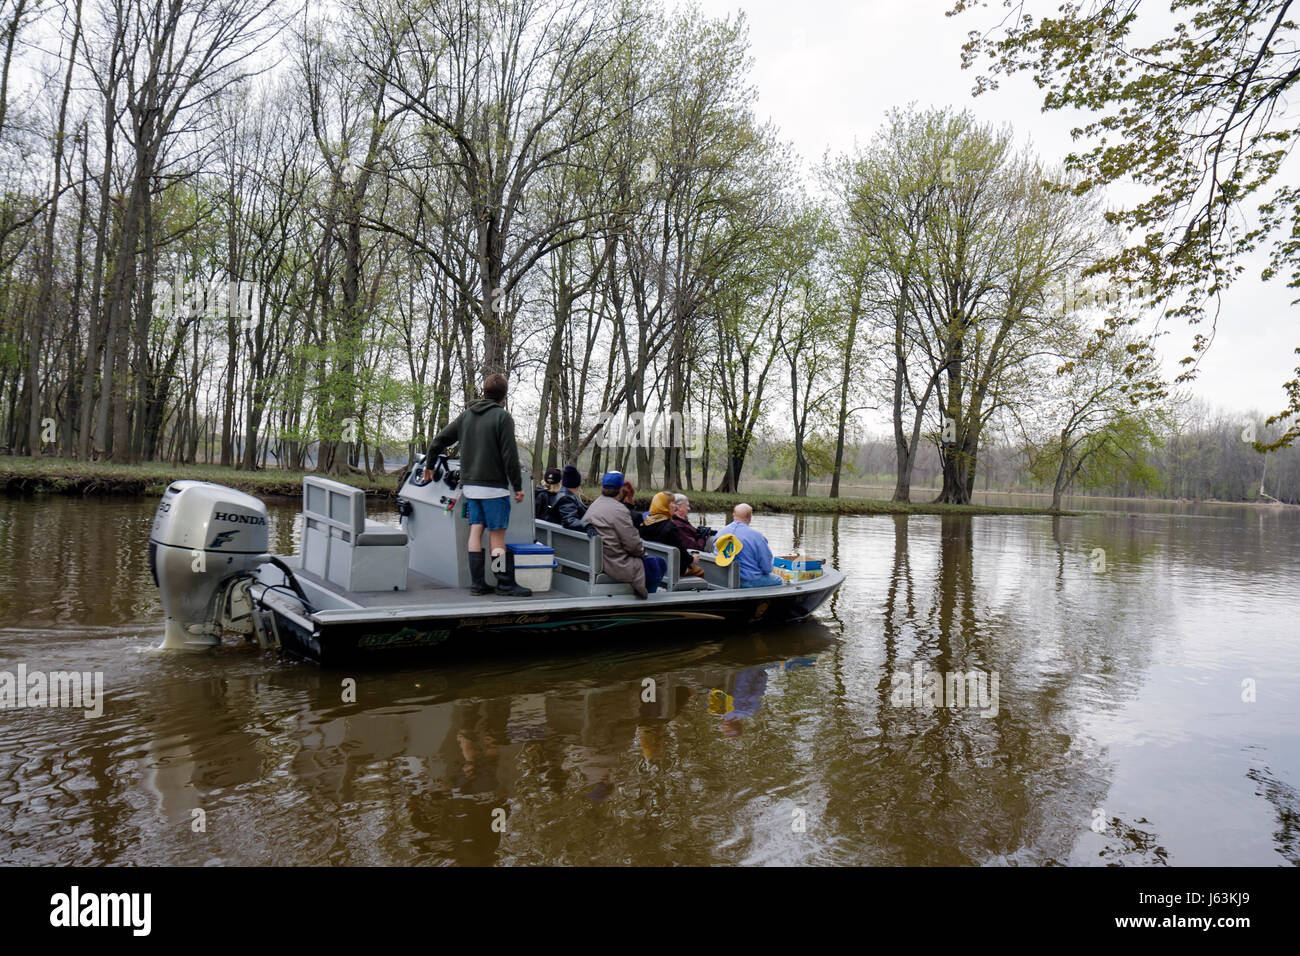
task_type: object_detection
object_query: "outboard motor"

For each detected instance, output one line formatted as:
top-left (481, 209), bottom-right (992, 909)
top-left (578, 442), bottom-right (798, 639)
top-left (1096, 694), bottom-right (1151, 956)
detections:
top-left (149, 481), bottom-right (271, 649)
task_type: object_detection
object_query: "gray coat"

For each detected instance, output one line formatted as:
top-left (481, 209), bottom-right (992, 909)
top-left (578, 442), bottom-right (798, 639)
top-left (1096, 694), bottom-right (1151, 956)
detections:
top-left (585, 493), bottom-right (646, 590)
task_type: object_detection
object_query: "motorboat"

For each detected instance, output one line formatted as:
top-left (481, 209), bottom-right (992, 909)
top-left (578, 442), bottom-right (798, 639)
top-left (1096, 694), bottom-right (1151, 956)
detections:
top-left (147, 456), bottom-right (844, 665)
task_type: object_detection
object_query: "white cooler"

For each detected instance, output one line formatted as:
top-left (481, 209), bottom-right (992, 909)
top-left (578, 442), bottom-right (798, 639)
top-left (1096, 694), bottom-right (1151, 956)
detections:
top-left (507, 542), bottom-right (557, 592)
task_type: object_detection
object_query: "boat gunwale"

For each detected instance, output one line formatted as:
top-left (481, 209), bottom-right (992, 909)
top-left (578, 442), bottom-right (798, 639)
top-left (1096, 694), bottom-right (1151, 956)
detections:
top-left (253, 565), bottom-right (846, 627)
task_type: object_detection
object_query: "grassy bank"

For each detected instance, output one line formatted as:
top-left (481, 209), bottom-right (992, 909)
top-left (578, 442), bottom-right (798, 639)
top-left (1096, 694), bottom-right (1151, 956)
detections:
top-left (1, 455), bottom-right (1072, 515)
top-left (0, 455), bottom-right (395, 498)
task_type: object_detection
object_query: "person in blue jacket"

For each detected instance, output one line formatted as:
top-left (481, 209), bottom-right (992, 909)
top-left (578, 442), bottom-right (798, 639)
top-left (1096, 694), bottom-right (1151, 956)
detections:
top-left (713, 503), bottom-right (781, 588)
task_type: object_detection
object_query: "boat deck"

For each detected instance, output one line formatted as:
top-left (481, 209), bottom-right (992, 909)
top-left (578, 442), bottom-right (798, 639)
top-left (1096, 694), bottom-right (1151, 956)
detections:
top-left (281, 558), bottom-right (567, 614)
top-left (293, 563), bottom-right (464, 610)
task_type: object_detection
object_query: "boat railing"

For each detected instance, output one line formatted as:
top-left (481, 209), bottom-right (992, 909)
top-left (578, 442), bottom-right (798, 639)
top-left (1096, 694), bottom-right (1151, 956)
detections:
top-left (534, 519), bottom-right (711, 593)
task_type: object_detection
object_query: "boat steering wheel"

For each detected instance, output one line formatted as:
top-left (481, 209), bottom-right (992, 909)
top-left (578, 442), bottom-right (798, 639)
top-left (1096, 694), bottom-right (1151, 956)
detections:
top-left (409, 454), bottom-right (446, 488)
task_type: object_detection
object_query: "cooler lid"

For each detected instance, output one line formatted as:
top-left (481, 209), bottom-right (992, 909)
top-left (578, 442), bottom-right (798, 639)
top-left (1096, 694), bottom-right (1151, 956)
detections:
top-left (509, 542), bottom-right (555, 554)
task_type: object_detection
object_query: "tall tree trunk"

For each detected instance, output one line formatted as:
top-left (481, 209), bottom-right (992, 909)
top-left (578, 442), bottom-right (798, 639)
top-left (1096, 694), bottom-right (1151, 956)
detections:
top-left (830, 281), bottom-right (862, 498)
top-left (26, 0), bottom-right (81, 455)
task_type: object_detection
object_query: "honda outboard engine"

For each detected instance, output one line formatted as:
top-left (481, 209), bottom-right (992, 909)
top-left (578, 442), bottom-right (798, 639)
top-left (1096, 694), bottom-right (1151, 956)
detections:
top-left (149, 481), bottom-right (271, 649)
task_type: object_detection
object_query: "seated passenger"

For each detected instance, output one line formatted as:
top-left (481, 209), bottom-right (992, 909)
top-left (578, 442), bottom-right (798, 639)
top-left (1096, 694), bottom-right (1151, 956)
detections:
top-left (547, 465), bottom-right (589, 531)
top-left (584, 472), bottom-right (667, 599)
top-left (535, 467), bottom-right (562, 520)
top-left (670, 494), bottom-right (714, 551)
top-left (616, 481), bottom-right (643, 527)
top-left (714, 503), bottom-right (782, 588)
top-left (640, 492), bottom-right (704, 578)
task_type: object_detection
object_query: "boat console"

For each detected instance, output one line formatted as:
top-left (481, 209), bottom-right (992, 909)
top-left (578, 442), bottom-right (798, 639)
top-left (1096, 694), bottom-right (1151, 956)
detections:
top-left (397, 454), bottom-right (535, 589)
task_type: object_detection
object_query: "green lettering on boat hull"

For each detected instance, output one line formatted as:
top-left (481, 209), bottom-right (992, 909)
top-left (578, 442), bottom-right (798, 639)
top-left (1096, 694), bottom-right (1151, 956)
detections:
top-left (357, 627), bottom-right (450, 649)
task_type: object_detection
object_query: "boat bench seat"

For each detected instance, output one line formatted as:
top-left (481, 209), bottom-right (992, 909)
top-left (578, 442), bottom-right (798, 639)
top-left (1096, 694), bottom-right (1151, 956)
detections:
top-left (536, 519), bottom-right (706, 593)
top-left (356, 521), bottom-right (408, 546)
top-left (694, 550), bottom-right (740, 589)
top-left (302, 476), bottom-right (408, 592)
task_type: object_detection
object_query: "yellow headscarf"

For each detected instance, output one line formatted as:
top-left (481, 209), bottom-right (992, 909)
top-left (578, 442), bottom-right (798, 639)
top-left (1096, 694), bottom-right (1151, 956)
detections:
top-left (643, 491), bottom-right (672, 525)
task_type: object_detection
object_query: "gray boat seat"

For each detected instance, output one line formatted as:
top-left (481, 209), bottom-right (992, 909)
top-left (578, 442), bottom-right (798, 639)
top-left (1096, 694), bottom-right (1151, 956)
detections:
top-left (302, 476), bottom-right (408, 592)
top-left (357, 520), bottom-right (408, 547)
top-left (672, 577), bottom-right (711, 591)
top-left (694, 551), bottom-right (739, 589)
top-left (535, 518), bottom-right (693, 594)
top-left (537, 519), bottom-right (631, 595)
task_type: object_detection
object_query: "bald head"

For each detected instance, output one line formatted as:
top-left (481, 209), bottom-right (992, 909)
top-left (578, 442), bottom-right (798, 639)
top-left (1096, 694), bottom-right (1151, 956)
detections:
top-left (732, 503), bottom-right (753, 524)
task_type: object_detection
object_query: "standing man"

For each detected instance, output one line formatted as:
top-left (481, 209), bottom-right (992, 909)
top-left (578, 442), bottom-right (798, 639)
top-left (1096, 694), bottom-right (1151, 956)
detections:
top-left (424, 373), bottom-right (531, 597)
top-left (714, 503), bottom-right (781, 588)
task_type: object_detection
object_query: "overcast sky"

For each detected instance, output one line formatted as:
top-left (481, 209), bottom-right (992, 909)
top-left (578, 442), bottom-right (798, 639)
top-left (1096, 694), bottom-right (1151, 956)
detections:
top-left (686, 0), bottom-right (1298, 424)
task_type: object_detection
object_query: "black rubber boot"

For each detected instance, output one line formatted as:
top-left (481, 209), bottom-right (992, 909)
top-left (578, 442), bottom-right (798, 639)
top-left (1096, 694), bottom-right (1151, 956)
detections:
top-left (468, 551), bottom-right (493, 595)
top-left (494, 558), bottom-right (533, 597)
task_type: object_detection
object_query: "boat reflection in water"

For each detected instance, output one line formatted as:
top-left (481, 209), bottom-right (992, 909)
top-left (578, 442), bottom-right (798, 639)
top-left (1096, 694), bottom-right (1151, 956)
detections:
top-left (137, 626), bottom-right (837, 865)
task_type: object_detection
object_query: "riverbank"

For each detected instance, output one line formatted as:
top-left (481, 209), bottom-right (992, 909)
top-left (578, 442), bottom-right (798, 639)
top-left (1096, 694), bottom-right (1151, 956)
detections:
top-left (0, 456), bottom-right (395, 498)
top-left (0, 455), bottom-right (1076, 516)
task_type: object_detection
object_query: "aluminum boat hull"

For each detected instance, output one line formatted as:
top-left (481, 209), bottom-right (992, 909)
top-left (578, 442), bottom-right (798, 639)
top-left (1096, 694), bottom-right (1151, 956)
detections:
top-left (250, 567), bottom-right (844, 666)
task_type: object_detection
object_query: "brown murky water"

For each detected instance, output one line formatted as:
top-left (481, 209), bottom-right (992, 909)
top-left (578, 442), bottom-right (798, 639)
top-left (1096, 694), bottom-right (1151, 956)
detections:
top-left (0, 494), bottom-right (1297, 865)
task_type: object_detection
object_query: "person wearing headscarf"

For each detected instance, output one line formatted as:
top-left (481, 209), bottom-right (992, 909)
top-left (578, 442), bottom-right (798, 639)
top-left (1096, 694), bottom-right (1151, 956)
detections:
top-left (639, 492), bottom-right (704, 578)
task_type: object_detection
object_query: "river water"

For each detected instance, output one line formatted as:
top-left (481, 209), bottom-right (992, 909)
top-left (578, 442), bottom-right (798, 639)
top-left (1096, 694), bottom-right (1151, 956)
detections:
top-left (0, 494), bottom-right (1296, 865)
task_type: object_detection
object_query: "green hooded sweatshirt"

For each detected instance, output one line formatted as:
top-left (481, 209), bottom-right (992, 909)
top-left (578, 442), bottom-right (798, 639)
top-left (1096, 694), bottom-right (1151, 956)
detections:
top-left (425, 398), bottom-right (522, 491)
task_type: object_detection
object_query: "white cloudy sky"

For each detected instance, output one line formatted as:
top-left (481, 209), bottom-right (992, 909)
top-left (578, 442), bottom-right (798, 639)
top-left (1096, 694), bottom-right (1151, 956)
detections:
top-left (685, 0), bottom-right (1299, 423)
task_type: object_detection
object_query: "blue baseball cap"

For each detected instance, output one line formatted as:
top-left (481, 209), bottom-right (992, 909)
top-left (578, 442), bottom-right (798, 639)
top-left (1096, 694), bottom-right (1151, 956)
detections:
top-left (601, 471), bottom-right (624, 489)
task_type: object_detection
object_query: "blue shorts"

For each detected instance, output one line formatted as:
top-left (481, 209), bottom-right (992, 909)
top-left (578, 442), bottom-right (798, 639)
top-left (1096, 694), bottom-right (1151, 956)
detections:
top-left (465, 495), bottom-right (511, 530)
top-left (740, 571), bottom-right (783, 588)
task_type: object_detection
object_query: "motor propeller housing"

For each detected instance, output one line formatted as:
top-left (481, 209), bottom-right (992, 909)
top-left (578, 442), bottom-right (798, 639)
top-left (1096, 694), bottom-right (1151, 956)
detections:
top-left (149, 481), bottom-right (271, 649)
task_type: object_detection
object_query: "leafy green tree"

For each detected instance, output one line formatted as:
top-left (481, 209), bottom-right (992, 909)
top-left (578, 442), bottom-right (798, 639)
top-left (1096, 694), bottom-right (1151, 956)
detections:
top-left (1031, 414), bottom-right (1165, 505)
top-left (1027, 327), bottom-right (1169, 508)
top-left (953, 0), bottom-right (1300, 451)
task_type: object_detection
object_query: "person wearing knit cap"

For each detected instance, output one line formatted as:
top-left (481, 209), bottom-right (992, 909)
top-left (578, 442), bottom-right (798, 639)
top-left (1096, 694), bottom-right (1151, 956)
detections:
top-left (546, 464), bottom-right (588, 531)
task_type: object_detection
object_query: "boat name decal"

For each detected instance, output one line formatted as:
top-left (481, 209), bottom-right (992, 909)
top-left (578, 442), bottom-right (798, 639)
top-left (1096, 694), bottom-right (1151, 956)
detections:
top-left (357, 627), bottom-right (450, 649)
top-left (460, 613), bottom-right (552, 627)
